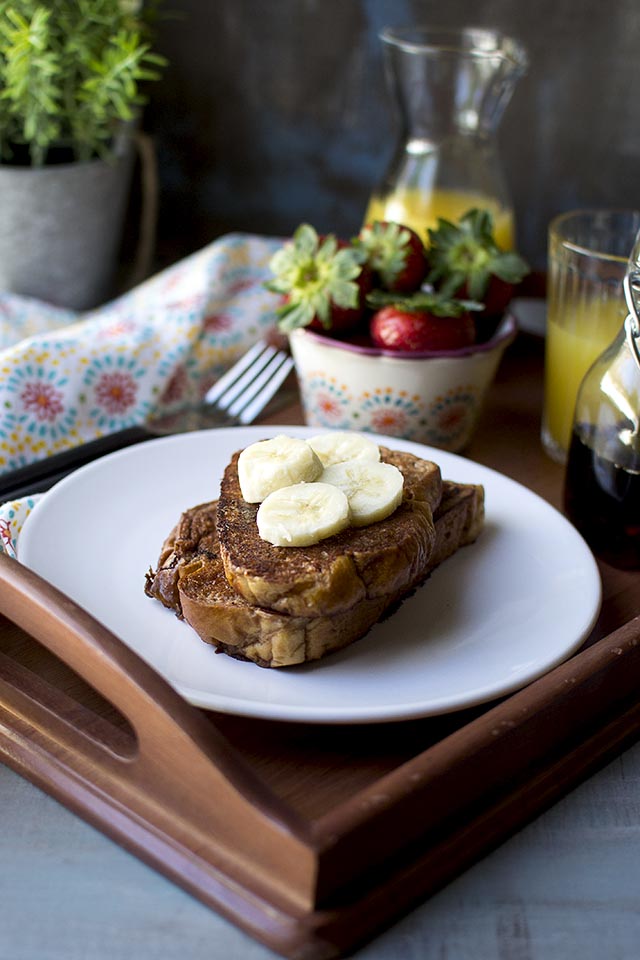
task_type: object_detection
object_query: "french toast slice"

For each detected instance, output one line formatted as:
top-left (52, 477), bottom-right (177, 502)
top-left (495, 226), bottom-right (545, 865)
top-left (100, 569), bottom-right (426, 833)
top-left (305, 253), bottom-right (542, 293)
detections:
top-left (215, 446), bottom-right (443, 618)
top-left (145, 481), bottom-right (484, 669)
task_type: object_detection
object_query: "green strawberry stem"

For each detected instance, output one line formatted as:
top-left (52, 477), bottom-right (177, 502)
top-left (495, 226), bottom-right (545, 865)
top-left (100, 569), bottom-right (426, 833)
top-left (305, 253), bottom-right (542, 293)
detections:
top-left (265, 223), bottom-right (366, 331)
top-left (367, 288), bottom-right (484, 319)
top-left (356, 221), bottom-right (413, 286)
top-left (427, 208), bottom-right (529, 300)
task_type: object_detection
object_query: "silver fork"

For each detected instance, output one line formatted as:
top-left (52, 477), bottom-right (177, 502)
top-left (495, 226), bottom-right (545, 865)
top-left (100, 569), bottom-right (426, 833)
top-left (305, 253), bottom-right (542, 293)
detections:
top-left (203, 339), bottom-right (295, 425)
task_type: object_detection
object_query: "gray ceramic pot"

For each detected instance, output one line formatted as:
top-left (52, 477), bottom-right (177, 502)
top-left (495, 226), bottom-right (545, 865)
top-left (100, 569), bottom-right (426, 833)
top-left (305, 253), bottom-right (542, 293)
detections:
top-left (0, 135), bottom-right (136, 310)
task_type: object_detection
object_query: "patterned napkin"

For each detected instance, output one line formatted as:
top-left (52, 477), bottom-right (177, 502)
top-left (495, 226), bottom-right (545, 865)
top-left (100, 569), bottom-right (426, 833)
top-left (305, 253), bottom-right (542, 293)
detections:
top-left (0, 232), bottom-right (282, 556)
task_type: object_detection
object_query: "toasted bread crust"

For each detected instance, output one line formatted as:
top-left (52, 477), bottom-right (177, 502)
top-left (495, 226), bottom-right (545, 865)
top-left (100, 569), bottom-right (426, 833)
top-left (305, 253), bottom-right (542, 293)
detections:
top-left (428, 482), bottom-right (485, 568)
top-left (216, 446), bottom-right (442, 617)
top-left (145, 479), bottom-right (484, 668)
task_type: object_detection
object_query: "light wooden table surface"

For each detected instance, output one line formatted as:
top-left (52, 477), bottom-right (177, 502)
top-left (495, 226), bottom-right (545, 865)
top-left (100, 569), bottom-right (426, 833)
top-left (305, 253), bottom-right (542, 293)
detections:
top-left (2, 333), bottom-right (640, 960)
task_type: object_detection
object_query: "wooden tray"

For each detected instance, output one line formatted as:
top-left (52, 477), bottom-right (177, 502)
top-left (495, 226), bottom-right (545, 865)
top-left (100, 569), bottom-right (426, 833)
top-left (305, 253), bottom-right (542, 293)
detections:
top-left (1, 333), bottom-right (640, 960)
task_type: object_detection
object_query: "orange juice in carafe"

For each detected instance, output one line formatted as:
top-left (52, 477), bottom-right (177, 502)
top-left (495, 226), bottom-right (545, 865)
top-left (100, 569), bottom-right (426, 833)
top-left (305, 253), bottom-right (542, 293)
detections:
top-left (364, 186), bottom-right (515, 250)
top-left (367, 26), bottom-right (527, 254)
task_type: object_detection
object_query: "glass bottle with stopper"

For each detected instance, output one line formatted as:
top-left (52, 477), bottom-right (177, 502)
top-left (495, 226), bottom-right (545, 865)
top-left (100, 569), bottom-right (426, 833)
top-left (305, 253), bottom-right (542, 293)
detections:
top-left (364, 26), bottom-right (528, 250)
top-left (563, 233), bottom-right (640, 569)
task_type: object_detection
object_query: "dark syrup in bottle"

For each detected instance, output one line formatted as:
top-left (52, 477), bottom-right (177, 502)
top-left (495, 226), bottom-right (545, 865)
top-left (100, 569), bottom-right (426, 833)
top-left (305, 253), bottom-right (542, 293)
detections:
top-left (564, 426), bottom-right (640, 569)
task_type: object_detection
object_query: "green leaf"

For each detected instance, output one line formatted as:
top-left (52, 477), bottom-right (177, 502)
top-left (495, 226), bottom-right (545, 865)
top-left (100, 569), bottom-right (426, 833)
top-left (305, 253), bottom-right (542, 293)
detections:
top-left (460, 208), bottom-right (495, 244)
top-left (294, 223), bottom-right (320, 258)
top-left (330, 279), bottom-right (359, 309)
top-left (277, 299), bottom-right (317, 332)
top-left (427, 217), bottom-right (460, 247)
top-left (366, 288), bottom-right (484, 318)
top-left (466, 268), bottom-right (491, 301)
top-left (489, 251), bottom-right (530, 284)
top-left (435, 270), bottom-right (468, 299)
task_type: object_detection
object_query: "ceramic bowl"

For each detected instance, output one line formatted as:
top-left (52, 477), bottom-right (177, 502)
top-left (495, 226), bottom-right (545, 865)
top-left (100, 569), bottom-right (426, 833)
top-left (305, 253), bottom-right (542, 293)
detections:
top-left (289, 313), bottom-right (517, 452)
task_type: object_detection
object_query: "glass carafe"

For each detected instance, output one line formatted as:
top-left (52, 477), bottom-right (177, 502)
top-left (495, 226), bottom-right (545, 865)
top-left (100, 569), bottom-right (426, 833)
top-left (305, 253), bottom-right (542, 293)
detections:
top-left (563, 235), bottom-right (640, 569)
top-left (364, 26), bottom-right (528, 250)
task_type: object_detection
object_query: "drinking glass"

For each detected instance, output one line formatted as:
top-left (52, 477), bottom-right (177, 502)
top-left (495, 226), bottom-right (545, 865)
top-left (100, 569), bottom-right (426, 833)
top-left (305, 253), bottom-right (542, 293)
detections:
top-left (542, 209), bottom-right (640, 463)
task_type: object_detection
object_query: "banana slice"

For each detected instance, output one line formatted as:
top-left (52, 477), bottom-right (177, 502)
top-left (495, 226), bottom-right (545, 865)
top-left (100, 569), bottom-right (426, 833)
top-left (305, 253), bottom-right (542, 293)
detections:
top-left (238, 435), bottom-right (323, 503)
top-left (257, 482), bottom-right (350, 546)
top-left (307, 431), bottom-right (381, 468)
top-left (320, 460), bottom-right (404, 527)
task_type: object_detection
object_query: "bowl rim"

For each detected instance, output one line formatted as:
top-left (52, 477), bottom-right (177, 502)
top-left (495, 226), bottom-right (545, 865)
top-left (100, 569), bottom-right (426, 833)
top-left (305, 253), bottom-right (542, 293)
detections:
top-left (290, 311), bottom-right (517, 360)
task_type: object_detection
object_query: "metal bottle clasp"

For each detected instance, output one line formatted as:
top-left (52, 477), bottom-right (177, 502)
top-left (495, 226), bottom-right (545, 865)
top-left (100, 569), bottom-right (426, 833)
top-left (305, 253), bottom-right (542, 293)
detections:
top-left (623, 268), bottom-right (640, 372)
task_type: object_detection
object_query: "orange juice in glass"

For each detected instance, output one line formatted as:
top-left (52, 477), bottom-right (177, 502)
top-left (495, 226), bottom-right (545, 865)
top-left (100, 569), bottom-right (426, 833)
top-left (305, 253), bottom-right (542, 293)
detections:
top-left (542, 210), bottom-right (640, 463)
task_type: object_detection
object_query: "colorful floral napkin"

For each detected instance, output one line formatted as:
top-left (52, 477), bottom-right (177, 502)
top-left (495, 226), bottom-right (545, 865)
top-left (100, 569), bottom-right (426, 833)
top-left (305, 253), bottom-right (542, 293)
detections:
top-left (0, 232), bottom-right (282, 555)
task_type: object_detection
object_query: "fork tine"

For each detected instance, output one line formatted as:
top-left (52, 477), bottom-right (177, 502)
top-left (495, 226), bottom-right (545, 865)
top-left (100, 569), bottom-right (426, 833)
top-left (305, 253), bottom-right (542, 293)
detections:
top-left (226, 351), bottom-right (285, 418)
top-left (236, 354), bottom-right (295, 424)
top-left (201, 338), bottom-right (294, 426)
top-left (228, 352), bottom-right (294, 421)
top-left (214, 345), bottom-right (278, 411)
top-left (203, 340), bottom-right (273, 405)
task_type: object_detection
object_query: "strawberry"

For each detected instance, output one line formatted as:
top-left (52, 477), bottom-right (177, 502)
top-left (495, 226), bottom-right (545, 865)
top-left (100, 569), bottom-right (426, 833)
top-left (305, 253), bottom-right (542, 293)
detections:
top-left (471, 275), bottom-right (515, 317)
top-left (357, 220), bottom-right (428, 292)
top-left (427, 208), bottom-right (529, 314)
top-left (367, 290), bottom-right (480, 352)
top-left (265, 224), bottom-right (368, 334)
top-left (370, 306), bottom-right (476, 352)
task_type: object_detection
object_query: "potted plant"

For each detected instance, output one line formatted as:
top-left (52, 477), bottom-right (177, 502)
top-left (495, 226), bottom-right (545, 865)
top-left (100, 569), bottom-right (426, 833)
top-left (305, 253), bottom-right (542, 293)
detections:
top-left (0, 0), bottom-right (166, 309)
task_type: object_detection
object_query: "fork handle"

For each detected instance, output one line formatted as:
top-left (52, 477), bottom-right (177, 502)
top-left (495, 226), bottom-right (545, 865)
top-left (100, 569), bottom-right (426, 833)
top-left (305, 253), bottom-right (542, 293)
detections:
top-left (0, 425), bottom-right (155, 500)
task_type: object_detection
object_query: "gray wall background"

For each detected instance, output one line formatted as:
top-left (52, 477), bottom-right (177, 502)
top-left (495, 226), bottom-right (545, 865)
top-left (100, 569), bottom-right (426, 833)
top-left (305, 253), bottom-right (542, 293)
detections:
top-left (147, 0), bottom-right (640, 272)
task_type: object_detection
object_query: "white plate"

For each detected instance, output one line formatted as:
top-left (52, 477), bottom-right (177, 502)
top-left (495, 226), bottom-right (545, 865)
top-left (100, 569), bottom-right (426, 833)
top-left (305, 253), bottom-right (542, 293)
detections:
top-left (18, 426), bottom-right (601, 724)
top-left (510, 296), bottom-right (547, 337)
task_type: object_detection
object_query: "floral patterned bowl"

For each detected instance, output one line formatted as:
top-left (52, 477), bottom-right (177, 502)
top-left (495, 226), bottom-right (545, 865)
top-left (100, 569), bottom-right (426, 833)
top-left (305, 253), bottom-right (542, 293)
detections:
top-left (289, 313), bottom-right (517, 452)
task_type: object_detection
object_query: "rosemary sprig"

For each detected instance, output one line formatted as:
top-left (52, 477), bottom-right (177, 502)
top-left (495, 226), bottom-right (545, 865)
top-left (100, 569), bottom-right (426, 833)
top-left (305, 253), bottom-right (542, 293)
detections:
top-left (0, 0), bottom-right (167, 165)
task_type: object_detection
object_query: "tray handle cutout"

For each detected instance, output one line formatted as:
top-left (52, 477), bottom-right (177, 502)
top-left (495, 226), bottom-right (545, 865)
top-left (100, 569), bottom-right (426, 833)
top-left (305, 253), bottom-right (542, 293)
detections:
top-left (0, 553), bottom-right (318, 913)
